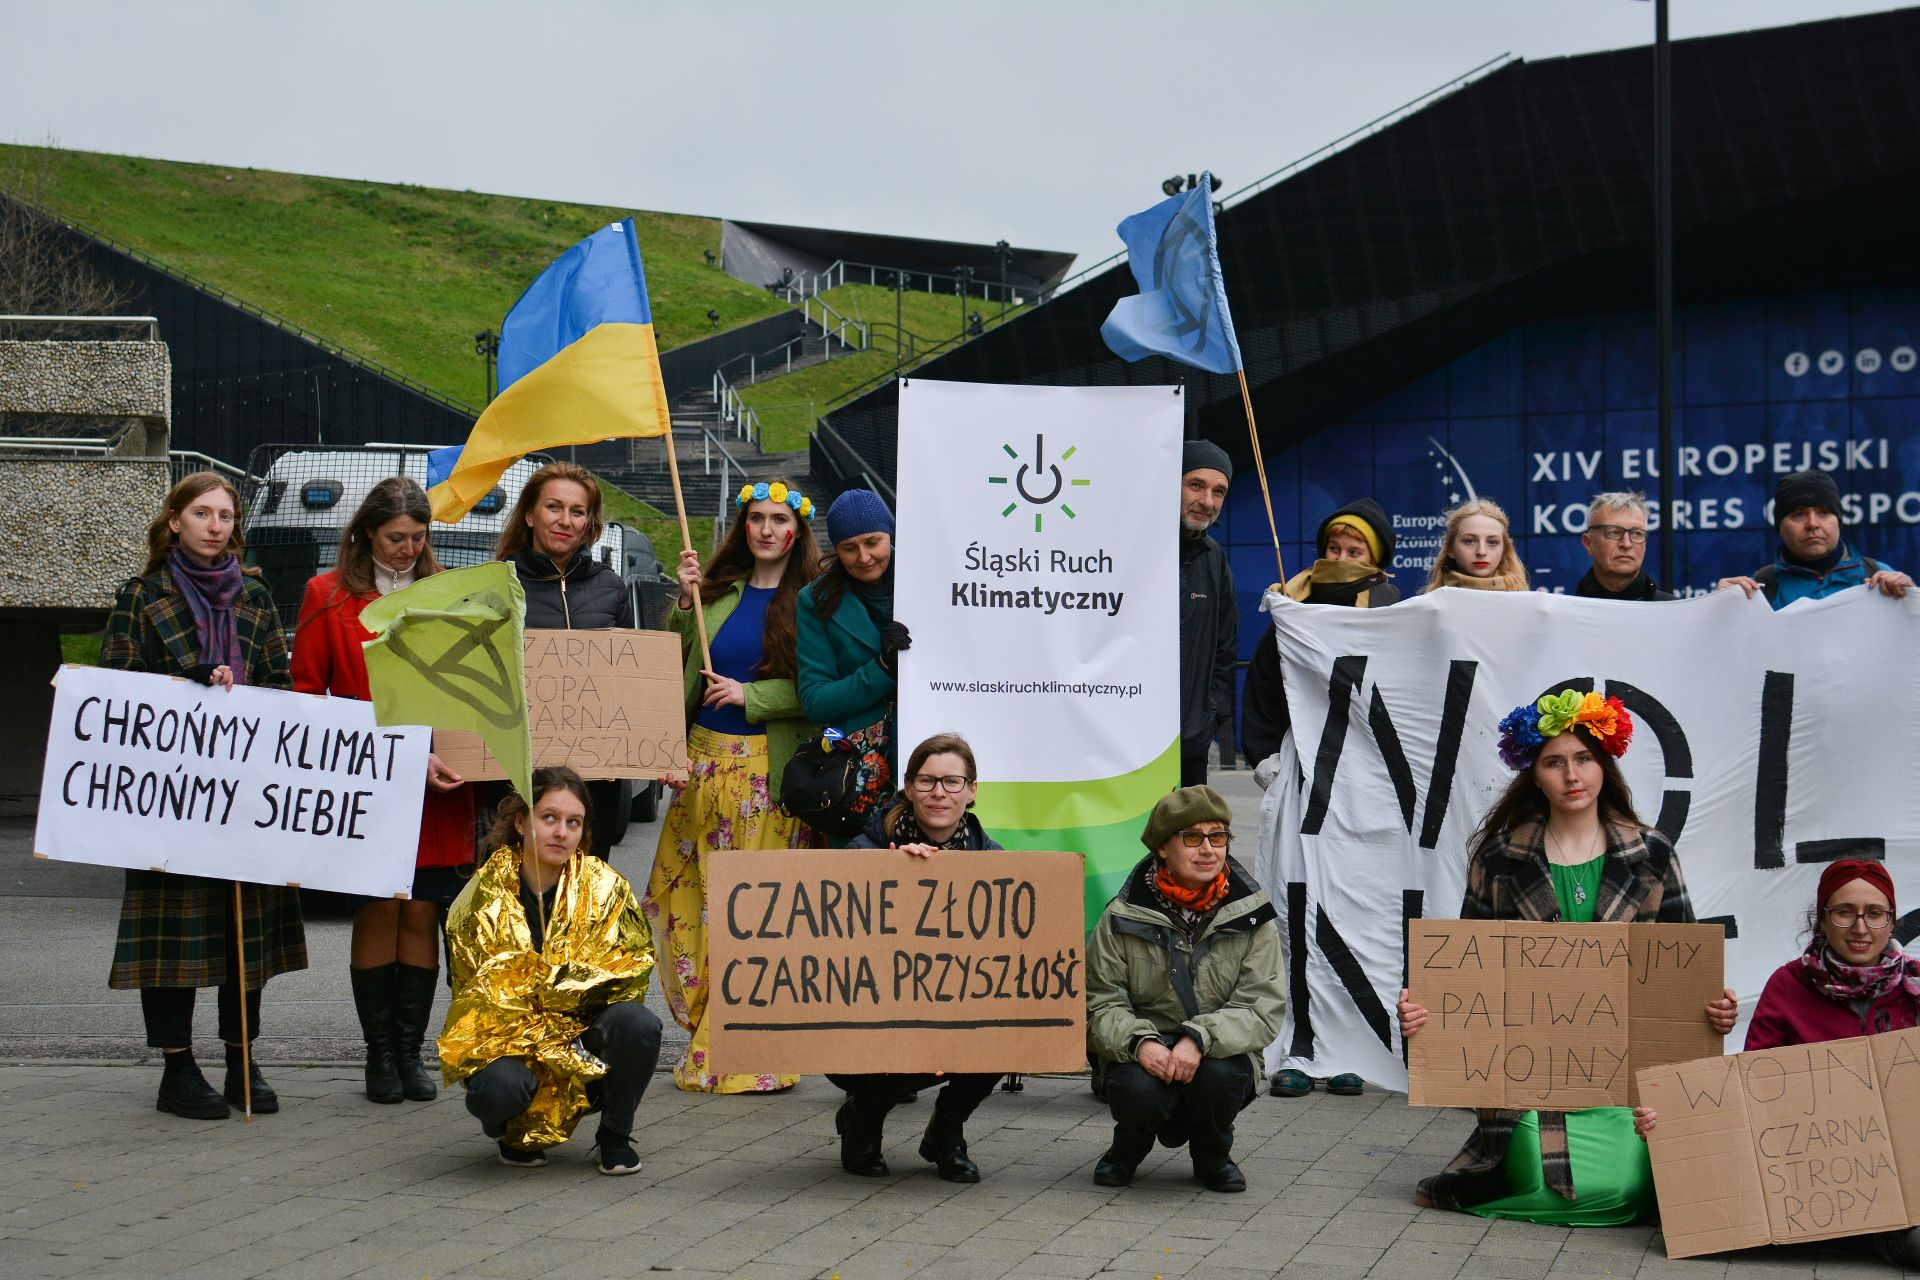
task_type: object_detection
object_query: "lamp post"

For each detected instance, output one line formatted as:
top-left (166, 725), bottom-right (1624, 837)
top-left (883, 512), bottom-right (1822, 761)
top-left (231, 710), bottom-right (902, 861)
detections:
top-left (474, 329), bottom-right (499, 403)
top-left (995, 239), bottom-right (1011, 325)
top-left (1653, 0), bottom-right (1675, 590)
top-left (892, 271), bottom-right (904, 373)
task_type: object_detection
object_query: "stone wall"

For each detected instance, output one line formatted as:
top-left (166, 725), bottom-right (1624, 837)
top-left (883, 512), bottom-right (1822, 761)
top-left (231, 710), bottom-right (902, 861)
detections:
top-left (0, 340), bottom-right (170, 421)
top-left (0, 459), bottom-right (171, 609)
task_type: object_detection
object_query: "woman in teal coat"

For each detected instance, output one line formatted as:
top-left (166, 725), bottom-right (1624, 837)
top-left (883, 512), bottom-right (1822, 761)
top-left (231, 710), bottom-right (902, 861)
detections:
top-left (643, 480), bottom-right (819, 1093)
top-left (795, 489), bottom-right (908, 811)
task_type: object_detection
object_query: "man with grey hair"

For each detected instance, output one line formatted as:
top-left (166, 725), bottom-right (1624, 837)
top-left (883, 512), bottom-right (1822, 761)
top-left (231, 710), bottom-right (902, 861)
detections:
top-left (1574, 491), bottom-right (1673, 601)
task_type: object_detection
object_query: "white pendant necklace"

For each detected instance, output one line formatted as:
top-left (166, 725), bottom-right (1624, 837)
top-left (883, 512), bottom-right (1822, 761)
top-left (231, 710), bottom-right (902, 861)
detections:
top-left (1547, 825), bottom-right (1602, 905)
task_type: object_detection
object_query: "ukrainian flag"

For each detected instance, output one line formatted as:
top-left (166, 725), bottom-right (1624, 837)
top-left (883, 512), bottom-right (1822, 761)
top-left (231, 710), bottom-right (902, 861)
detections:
top-left (427, 218), bottom-right (672, 523)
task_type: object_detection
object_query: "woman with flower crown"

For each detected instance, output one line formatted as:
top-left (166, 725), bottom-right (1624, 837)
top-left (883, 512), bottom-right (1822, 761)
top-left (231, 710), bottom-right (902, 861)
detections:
top-left (643, 479), bottom-right (819, 1093)
top-left (1395, 690), bottom-right (1738, 1225)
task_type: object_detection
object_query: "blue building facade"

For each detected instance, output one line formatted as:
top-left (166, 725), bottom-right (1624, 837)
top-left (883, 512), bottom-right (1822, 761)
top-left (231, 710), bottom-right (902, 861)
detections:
top-left (1218, 285), bottom-right (1920, 666)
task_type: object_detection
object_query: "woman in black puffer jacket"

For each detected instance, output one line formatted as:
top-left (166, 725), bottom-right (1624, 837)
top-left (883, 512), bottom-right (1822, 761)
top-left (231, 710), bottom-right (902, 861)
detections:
top-left (492, 462), bottom-right (634, 853)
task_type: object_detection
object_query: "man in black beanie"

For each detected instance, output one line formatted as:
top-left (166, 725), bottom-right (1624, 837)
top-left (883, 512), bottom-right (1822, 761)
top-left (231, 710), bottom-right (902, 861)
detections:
top-left (1715, 469), bottom-right (1909, 608)
top-left (1178, 440), bottom-right (1238, 787)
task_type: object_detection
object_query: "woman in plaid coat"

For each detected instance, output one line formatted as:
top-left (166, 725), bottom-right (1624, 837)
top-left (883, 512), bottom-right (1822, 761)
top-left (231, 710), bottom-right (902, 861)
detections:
top-left (1396, 691), bottom-right (1737, 1225)
top-left (103, 472), bottom-right (306, 1120)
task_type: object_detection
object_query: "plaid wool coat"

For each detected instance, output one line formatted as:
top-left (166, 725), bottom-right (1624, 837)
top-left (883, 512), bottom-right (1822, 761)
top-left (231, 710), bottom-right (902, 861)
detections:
top-left (102, 567), bottom-right (308, 991)
top-left (1415, 818), bottom-right (1696, 1211)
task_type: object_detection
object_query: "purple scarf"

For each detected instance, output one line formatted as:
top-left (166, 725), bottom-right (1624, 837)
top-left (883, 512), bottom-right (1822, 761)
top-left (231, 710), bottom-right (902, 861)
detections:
top-left (1799, 935), bottom-right (1920, 1005)
top-left (166, 545), bottom-right (247, 684)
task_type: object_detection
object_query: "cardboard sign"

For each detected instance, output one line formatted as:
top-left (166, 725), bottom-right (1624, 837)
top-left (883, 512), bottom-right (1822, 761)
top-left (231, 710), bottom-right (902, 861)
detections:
top-left (1641, 1029), bottom-right (1920, 1258)
top-left (434, 628), bottom-right (687, 781)
top-left (34, 665), bottom-right (430, 897)
top-left (707, 848), bottom-right (1087, 1075)
top-left (1407, 921), bottom-right (1724, 1109)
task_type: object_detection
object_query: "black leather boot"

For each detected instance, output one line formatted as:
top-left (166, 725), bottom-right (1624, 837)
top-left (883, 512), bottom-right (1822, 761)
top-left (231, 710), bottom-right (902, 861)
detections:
top-left (834, 1093), bottom-right (890, 1177)
top-left (917, 1116), bottom-right (981, 1183)
top-left (350, 964), bottom-right (403, 1104)
top-left (223, 1044), bottom-right (278, 1114)
top-left (156, 1050), bottom-right (229, 1120)
top-left (391, 964), bottom-right (440, 1101)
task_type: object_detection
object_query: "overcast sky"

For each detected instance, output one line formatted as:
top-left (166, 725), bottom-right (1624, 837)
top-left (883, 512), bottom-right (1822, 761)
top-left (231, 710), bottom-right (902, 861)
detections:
top-left (1, 1), bottom-right (1903, 268)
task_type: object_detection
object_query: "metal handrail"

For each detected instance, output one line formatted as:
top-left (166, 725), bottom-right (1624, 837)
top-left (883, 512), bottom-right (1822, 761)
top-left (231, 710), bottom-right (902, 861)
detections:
top-left (0, 314), bottom-right (160, 340)
top-left (811, 416), bottom-right (895, 508)
top-left (0, 188), bottom-right (480, 418)
top-left (0, 437), bottom-right (244, 477)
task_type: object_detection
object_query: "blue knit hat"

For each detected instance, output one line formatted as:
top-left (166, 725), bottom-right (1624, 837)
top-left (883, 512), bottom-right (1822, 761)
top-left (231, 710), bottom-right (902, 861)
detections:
top-left (827, 489), bottom-right (894, 547)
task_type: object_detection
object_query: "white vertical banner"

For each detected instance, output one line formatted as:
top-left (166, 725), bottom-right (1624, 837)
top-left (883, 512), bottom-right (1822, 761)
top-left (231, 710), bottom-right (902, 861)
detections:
top-left (895, 378), bottom-right (1183, 921)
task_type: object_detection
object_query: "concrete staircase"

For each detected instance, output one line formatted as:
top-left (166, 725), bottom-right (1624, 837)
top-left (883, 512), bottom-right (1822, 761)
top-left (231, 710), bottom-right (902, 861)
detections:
top-left (599, 389), bottom-right (828, 554)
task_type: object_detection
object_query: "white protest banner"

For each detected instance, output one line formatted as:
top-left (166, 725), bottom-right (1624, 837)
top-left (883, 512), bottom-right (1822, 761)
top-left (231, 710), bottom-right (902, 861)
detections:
top-left (1256, 587), bottom-right (1920, 1090)
top-left (895, 379), bottom-right (1182, 922)
top-left (35, 665), bottom-right (432, 897)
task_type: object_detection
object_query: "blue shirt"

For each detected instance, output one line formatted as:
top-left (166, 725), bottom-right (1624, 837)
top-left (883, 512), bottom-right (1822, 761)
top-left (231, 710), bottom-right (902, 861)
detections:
top-left (1768, 542), bottom-right (1892, 610)
top-left (696, 584), bottom-right (774, 736)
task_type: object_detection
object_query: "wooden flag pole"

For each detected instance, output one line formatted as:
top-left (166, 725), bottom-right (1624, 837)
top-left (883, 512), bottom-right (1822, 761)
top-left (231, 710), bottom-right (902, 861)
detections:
top-left (661, 435), bottom-right (714, 671)
top-left (1235, 369), bottom-right (1286, 587)
top-left (232, 881), bottom-right (252, 1121)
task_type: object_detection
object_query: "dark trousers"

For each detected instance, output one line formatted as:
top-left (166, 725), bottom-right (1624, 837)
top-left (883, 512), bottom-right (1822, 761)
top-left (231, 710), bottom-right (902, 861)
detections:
top-left (1105, 1056), bottom-right (1256, 1167)
top-left (463, 1002), bottom-right (662, 1143)
top-left (1180, 750), bottom-right (1209, 788)
top-left (828, 1072), bottom-right (1002, 1132)
top-left (142, 982), bottom-right (262, 1050)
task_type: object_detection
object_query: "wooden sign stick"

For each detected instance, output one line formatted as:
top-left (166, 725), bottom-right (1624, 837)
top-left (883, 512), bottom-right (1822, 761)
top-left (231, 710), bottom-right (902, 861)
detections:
top-left (661, 434), bottom-right (714, 672)
top-left (233, 880), bottom-right (252, 1121)
top-left (1235, 368), bottom-right (1286, 587)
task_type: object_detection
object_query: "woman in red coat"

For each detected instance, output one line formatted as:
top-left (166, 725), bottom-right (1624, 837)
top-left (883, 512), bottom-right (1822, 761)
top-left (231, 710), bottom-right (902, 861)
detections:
top-left (291, 477), bottom-right (471, 1104)
top-left (1638, 859), bottom-right (1919, 1266)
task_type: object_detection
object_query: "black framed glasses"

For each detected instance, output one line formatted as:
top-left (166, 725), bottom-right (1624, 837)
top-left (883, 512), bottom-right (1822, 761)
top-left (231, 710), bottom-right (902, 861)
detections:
top-left (1177, 828), bottom-right (1232, 849)
top-left (1825, 905), bottom-right (1894, 930)
top-left (910, 774), bottom-right (973, 794)
top-left (1589, 524), bottom-right (1648, 545)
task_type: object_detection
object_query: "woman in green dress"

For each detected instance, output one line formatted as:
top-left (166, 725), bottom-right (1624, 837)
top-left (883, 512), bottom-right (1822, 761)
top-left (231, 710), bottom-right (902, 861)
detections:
top-left (1396, 691), bottom-right (1737, 1225)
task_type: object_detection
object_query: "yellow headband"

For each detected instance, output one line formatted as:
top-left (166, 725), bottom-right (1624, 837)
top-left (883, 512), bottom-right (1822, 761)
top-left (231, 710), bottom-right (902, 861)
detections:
top-left (1324, 514), bottom-right (1383, 566)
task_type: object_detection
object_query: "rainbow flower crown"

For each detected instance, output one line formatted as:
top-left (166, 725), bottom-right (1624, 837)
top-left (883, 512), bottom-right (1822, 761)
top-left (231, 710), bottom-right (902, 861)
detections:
top-left (736, 481), bottom-right (814, 519)
top-left (1497, 690), bottom-right (1634, 770)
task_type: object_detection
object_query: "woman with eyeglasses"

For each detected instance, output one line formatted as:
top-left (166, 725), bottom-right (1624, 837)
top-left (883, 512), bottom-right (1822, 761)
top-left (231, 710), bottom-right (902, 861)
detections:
top-left (1633, 860), bottom-right (1920, 1266)
top-left (1086, 785), bottom-right (1284, 1193)
top-left (1397, 693), bottom-right (1736, 1225)
top-left (830, 733), bottom-right (1004, 1183)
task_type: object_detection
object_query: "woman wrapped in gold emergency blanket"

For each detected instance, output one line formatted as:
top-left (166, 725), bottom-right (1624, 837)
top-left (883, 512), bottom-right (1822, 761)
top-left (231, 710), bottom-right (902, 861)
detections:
top-left (439, 768), bottom-right (661, 1174)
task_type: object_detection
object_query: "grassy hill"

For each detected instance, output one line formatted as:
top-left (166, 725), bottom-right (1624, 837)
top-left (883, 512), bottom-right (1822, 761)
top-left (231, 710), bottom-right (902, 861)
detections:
top-left (0, 144), bottom-right (789, 406)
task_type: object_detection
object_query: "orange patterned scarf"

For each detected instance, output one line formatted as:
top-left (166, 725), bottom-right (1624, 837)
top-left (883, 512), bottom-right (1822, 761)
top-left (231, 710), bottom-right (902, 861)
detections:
top-left (1154, 863), bottom-right (1229, 913)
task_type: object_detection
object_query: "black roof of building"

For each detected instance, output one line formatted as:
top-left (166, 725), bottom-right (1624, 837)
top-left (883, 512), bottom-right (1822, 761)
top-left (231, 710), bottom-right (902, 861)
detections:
top-left (815, 7), bottom-right (1920, 498)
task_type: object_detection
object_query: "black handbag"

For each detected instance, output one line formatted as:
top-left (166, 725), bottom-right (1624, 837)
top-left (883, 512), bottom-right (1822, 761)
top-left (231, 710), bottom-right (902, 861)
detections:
top-left (780, 727), bottom-right (887, 838)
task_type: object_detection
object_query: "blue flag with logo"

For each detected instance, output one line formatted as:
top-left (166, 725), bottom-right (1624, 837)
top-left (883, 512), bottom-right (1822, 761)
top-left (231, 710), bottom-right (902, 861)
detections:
top-left (1100, 176), bottom-right (1242, 375)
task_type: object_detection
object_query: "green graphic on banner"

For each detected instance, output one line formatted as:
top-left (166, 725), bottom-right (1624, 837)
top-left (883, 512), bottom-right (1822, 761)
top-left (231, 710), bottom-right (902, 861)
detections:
top-left (975, 738), bottom-right (1181, 926)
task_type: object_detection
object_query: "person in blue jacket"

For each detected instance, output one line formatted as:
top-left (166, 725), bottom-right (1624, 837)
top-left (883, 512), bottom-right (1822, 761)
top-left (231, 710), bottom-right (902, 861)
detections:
top-left (1716, 470), bottom-right (1911, 607)
top-left (796, 489), bottom-right (907, 830)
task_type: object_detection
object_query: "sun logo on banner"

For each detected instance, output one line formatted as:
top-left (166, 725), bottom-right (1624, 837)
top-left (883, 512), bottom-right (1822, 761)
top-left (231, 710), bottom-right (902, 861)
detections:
top-left (988, 434), bottom-right (1091, 533)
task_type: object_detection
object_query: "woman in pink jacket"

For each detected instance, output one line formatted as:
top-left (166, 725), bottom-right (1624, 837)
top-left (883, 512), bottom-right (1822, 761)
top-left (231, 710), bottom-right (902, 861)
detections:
top-left (1638, 859), bottom-right (1919, 1266)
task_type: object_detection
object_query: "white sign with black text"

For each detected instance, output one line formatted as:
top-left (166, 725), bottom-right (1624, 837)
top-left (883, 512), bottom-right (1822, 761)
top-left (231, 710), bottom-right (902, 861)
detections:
top-left (1255, 587), bottom-right (1920, 1091)
top-left (35, 666), bottom-right (432, 897)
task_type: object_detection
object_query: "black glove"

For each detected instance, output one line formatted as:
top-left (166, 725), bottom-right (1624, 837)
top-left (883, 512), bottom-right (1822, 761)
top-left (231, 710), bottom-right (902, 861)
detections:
top-left (183, 663), bottom-right (221, 686)
top-left (878, 620), bottom-right (912, 672)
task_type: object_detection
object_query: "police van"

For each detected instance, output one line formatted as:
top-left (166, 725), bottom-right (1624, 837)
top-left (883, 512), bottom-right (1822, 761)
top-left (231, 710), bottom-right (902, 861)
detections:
top-left (240, 443), bottom-right (673, 832)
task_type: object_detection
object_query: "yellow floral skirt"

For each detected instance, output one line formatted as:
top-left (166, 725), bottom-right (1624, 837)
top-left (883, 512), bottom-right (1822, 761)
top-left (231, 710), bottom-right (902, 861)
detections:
top-left (643, 725), bottom-right (809, 1093)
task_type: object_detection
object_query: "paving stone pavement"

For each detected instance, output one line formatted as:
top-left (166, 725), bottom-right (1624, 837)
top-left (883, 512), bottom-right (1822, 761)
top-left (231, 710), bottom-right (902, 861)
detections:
top-left (1, 1064), bottom-right (1908, 1280)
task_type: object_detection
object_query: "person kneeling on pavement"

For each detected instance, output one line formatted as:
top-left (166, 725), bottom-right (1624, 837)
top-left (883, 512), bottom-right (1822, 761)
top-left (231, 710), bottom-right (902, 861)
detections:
top-left (1086, 786), bottom-right (1285, 1193)
top-left (439, 767), bottom-right (662, 1175)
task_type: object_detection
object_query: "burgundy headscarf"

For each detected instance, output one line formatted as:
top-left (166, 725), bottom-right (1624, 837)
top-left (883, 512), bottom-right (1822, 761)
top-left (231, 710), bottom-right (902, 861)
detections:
top-left (1800, 858), bottom-right (1914, 1005)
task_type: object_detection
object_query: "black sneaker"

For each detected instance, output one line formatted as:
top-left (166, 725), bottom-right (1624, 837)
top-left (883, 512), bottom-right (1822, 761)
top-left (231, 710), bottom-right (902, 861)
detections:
top-left (595, 1126), bottom-right (642, 1176)
top-left (497, 1141), bottom-right (547, 1168)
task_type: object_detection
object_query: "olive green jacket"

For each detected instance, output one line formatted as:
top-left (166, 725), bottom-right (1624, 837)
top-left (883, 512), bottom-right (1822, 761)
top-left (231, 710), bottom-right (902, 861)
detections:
top-left (1086, 854), bottom-right (1285, 1081)
top-left (667, 580), bottom-right (817, 805)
